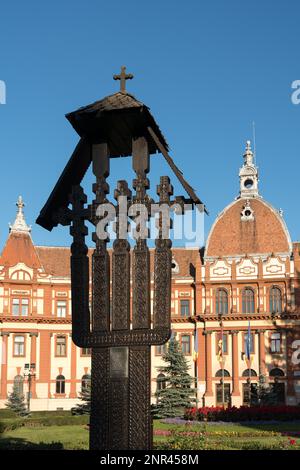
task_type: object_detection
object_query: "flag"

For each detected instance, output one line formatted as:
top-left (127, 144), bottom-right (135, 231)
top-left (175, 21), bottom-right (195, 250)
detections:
top-left (193, 329), bottom-right (198, 362)
top-left (245, 320), bottom-right (251, 360)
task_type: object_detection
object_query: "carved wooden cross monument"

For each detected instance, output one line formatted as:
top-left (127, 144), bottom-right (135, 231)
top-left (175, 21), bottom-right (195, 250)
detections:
top-left (37, 69), bottom-right (206, 450)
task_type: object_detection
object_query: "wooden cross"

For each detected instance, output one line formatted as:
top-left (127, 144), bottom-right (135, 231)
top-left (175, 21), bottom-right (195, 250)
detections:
top-left (113, 66), bottom-right (133, 93)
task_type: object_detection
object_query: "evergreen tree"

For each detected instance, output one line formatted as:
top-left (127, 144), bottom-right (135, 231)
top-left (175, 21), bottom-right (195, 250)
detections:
top-left (72, 382), bottom-right (91, 415)
top-left (251, 374), bottom-right (278, 406)
top-left (152, 337), bottom-right (195, 418)
top-left (5, 384), bottom-right (28, 416)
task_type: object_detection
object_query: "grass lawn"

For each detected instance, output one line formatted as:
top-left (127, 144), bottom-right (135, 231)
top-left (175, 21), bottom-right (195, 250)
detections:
top-left (1, 417), bottom-right (300, 450)
top-left (0, 424), bottom-right (89, 450)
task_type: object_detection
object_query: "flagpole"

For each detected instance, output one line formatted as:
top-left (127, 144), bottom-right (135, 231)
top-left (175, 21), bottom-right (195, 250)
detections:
top-left (221, 320), bottom-right (225, 407)
top-left (247, 320), bottom-right (251, 405)
top-left (218, 314), bottom-right (225, 407)
top-left (193, 321), bottom-right (199, 408)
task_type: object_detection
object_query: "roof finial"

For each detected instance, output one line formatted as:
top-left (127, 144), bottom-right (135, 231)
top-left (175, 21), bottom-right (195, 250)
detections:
top-left (243, 140), bottom-right (254, 166)
top-left (113, 66), bottom-right (134, 93)
top-left (9, 196), bottom-right (31, 234)
top-left (239, 140), bottom-right (260, 199)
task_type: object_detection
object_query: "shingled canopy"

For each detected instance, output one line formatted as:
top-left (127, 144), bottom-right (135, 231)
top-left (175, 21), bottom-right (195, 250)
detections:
top-left (36, 90), bottom-right (207, 231)
top-left (66, 92), bottom-right (168, 157)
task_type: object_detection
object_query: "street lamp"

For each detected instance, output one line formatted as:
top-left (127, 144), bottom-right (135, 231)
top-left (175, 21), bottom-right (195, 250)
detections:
top-left (24, 363), bottom-right (35, 413)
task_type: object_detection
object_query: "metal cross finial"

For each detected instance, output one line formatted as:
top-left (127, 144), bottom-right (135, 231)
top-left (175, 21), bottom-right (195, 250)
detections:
top-left (113, 66), bottom-right (134, 93)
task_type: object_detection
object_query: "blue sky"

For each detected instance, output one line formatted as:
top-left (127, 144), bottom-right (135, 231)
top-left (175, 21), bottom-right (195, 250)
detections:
top-left (0, 0), bottom-right (299, 249)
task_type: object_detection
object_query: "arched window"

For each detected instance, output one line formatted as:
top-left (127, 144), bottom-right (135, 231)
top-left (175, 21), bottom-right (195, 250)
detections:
top-left (14, 375), bottom-right (24, 396)
top-left (216, 289), bottom-right (228, 315)
top-left (56, 375), bottom-right (65, 394)
top-left (215, 369), bottom-right (230, 377)
top-left (157, 373), bottom-right (166, 391)
top-left (242, 369), bottom-right (257, 377)
top-left (269, 287), bottom-right (282, 314)
top-left (81, 374), bottom-right (91, 393)
top-left (269, 368), bottom-right (284, 377)
top-left (242, 288), bottom-right (255, 313)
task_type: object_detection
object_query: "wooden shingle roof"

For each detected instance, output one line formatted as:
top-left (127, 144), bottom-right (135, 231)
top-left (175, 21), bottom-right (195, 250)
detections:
top-left (65, 92), bottom-right (168, 157)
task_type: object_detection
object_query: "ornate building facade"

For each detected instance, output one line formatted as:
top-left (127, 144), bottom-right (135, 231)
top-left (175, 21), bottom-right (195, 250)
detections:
top-left (0, 142), bottom-right (300, 410)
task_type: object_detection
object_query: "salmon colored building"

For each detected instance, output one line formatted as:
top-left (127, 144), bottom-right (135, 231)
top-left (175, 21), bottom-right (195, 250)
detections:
top-left (0, 141), bottom-right (300, 410)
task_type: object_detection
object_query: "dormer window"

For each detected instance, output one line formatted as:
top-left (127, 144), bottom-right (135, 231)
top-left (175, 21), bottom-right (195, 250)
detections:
top-left (241, 200), bottom-right (254, 221)
top-left (171, 258), bottom-right (179, 274)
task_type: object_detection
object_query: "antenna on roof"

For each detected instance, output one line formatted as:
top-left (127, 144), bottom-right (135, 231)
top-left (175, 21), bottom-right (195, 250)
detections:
top-left (252, 121), bottom-right (256, 165)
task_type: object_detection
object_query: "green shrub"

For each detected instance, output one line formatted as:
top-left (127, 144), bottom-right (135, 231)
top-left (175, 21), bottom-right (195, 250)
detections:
top-left (30, 410), bottom-right (72, 418)
top-left (0, 412), bottom-right (88, 434)
top-left (0, 409), bottom-right (17, 418)
top-left (23, 414), bottom-right (89, 427)
top-left (0, 418), bottom-right (24, 434)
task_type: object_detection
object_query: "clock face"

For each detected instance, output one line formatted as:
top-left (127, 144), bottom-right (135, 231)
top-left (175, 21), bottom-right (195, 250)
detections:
top-left (244, 178), bottom-right (254, 189)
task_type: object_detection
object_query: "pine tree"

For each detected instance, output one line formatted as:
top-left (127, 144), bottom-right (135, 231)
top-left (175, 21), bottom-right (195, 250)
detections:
top-left (152, 337), bottom-right (195, 418)
top-left (251, 374), bottom-right (278, 406)
top-left (5, 384), bottom-right (29, 416)
top-left (72, 382), bottom-right (91, 415)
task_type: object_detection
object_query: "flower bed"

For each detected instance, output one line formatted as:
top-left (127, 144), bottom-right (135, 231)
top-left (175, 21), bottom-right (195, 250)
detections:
top-left (184, 405), bottom-right (300, 422)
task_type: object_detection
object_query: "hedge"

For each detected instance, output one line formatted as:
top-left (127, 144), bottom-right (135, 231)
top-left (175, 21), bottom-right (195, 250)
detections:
top-left (0, 414), bottom-right (89, 433)
top-left (184, 405), bottom-right (300, 422)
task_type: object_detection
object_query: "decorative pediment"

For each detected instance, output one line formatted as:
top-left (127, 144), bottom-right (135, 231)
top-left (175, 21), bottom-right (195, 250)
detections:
top-left (236, 257), bottom-right (258, 278)
top-left (239, 266), bottom-right (256, 275)
top-left (263, 256), bottom-right (285, 277)
top-left (266, 265), bottom-right (283, 274)
top-left (8, 262), bottom-right (33, 280)
top-left (209, 259), bottom-right (231, 279)
top-left (212, 266), bottom-right (229, 276)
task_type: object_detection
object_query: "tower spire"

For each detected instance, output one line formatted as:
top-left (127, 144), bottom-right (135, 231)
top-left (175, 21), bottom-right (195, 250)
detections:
top-left (238, 140), bottom-right (260, 198)
top-left (9, 196), bottom-right (31, 234)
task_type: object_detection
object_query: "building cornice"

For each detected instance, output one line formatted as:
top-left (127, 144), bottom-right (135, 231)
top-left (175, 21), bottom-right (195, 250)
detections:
top-left (196, 312), bottom-right (300, 322)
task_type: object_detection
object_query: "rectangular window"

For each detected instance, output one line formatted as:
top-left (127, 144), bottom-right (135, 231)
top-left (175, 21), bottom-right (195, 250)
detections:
top-left (244, 333), bottom-right (255, 354)
top-left (181, 335), bottom-right (191, 354)
top-left (56, 301), bottom-right (67, 318)
top-left (56, 336), bottom-right (67, 356)
top-left (12, 299), bottom-right (20, 316)
top-left (155, 344), bottom-right (167, 356)
top-left (180, 299), bottom-right (190, 317)
top-left (21, 299), bottom-right (29, 316)
top-left (12, 298), bottom-right (29, 316)
top-left (81, 348), bottom-right (91, 356)
top-left (14, 336), bottom-right (25, 356)
top-left (270, 333), bottom-right (281, 353)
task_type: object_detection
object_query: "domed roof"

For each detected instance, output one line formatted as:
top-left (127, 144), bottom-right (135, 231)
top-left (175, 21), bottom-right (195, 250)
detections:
top-left (205, 197), bottom-right (292, 258)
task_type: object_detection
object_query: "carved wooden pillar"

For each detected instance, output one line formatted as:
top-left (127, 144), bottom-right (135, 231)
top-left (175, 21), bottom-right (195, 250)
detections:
top-left (29, 332), bottom-right (38, 398)
top-left (204, 331), bottom-right (213, 396)
top-left (231, 330), bottom-right (240, 396)
top-left (0, 332), bottom-right (9, 398)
